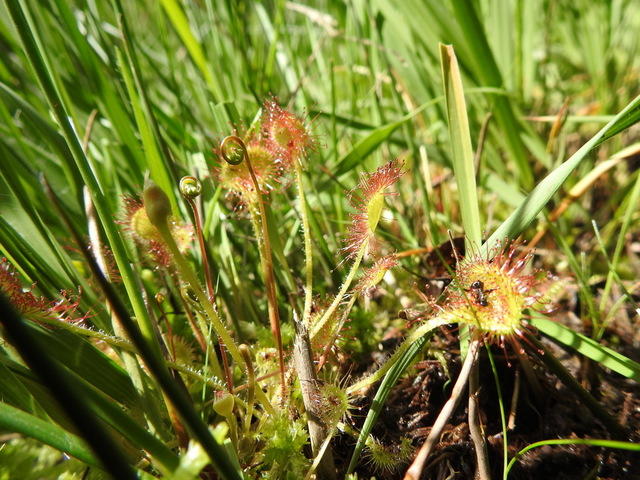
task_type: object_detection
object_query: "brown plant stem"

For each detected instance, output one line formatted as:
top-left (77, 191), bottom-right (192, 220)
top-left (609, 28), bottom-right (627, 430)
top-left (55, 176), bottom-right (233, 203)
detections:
top-left (469, 358), bottom-right (491, 480)
top-left (221, 135), bottom-right (286, 397)
top-left (178, 288), bottom-right (208, 354)
top-left (507, 368), bottom-right (521, 430)
top-left (404, 339), bottom-right (481, 480)
top-left (293, 315), bottom-right (336, 480)
top-left (184, 192), bottom-right (234, 393)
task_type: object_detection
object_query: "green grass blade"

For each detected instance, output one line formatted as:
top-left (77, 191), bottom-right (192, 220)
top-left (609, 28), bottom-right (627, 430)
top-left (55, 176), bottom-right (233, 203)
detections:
top-left (0, 294), bottom-right (138, 478)
top-left (65, 366), bottom-right (181, 472)
top-left (1, 348), bottom-right (179, 472)
top-left (346, 334), bottom-right (430, 474)
top-left (25, 325), bottom-right (139, 406)
top-left (530, 315), bottom-right (640, 381)
top-left (0, 357), bottom-right (47, 417)
top-left (111, 0), bottom-right (179, 212)
top-left (450, 0), bottom-right (533, 186)
top-left (440, 43), bottom-right (482, 249)
top-left (6, 0), bottom-right (164, 361)
top-left (506, 438), bottom-right (640, 476)
top-left (346, 319), bottom-right (446, 474)
top-left (0, 82), bottom-right (76, 189)
top-left (0, 402), bottom-right (101, 468)
top-left (484, 93), bottom-right (640, 250)
top-left (159, 0), bottom-right (224, 101)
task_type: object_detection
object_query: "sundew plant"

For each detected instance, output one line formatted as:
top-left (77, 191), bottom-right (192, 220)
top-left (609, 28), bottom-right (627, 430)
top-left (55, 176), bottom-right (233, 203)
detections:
top-left (1, 1), bottom-right (640, 480)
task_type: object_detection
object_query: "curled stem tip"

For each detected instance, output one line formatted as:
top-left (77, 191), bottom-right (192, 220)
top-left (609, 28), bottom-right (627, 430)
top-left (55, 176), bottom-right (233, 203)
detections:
top-left (179, 176), bottom-right (202, 200)
top-left (220, 135), bottom-right (247, 166)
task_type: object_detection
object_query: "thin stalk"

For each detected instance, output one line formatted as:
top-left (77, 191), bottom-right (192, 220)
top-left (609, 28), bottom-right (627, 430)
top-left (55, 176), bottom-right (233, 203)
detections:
top-left (239, 345), bottom-right (256, 434)
top-left (506, 438), bottom-right (640, 476)
top-left (295, 162), bottom-right (314, 326)
top-left (184, 197), bottom-right (217, 306)
top-left (469, 358), bottom-right (491, 480)
top-left (247, 206), bottom-right (286, 397)
top-left (404, 339), bottom-right (481, 480)
top-left (30, 313), bottom-right (135, 351)
top-left (507, 369), bottom-right (521, 431)
top-left (158, 224), bottom-right (241, 362)
top-left (154, 217), bottom-right (275, 414)
top-left (181, 176), bottom-right (234, 392)
top-left (316, 294), bottom-right (358, 373)
top-left (485, 346), bottom-right (507, 479)
top-left (178, 288), bottom-right (208, 353)
top-left (179, 287), bottom-right (224, 382)
top-left (220, 135), bottom-right (286, 396)
top-left (311, 242), bottom-right (367, 341)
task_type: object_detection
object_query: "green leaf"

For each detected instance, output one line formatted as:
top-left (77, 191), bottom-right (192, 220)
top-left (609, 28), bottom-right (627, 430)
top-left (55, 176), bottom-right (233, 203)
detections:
top-left (450, 0), bottom-right (533, 186)
top-left (530, 315), bottom-right (640, 381)
top-left (0, 293), bottom-right (138, 478)
top-left (0, 357), bottom-right (46, 417)
top-left (159, 0), bottom-right (224, 101)
top-left (439, 43), bottom-right (482, 250)
top-left (484, 93), bottom-right (640, 250)
top-left (0, 402), bottom-right (101, 468)
top-left (506, 438), bottom-right (640, 475)
top-left (346, 319), bottom-right (447, 474)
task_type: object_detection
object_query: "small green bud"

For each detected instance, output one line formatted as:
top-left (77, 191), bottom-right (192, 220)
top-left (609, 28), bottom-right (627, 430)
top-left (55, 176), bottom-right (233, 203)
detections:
top-left (141, 268), bottom-right (154, 283)
top-left (179, 176), bottom-right (201, 200)
top-left (143, 182), bottom-right (171, 228)
top-left (213, 393), bottom-right (235, 417)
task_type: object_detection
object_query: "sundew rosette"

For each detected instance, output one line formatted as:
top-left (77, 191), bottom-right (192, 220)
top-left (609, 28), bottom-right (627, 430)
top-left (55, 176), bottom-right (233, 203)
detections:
top-left (441, 244), bottom-right (550, 350)
top-left (347, 243), bottom-right (554, 394)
